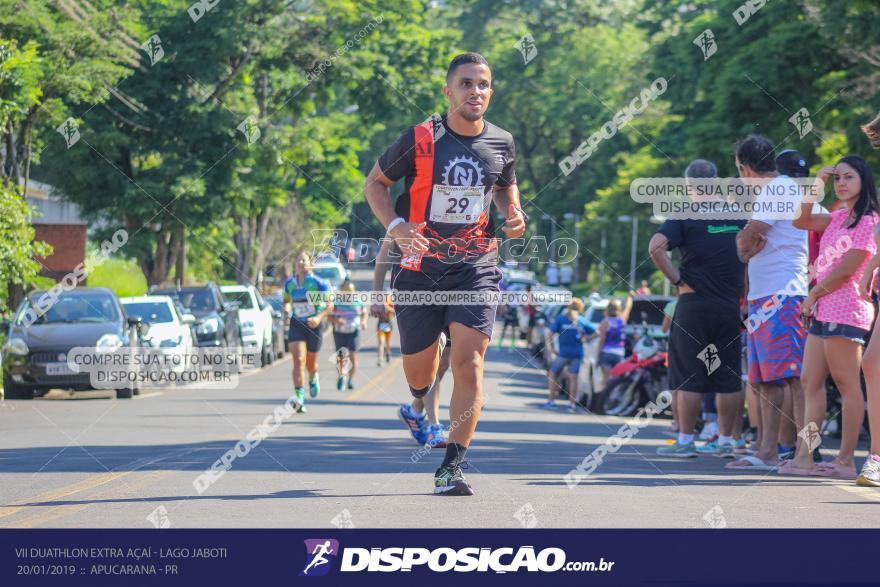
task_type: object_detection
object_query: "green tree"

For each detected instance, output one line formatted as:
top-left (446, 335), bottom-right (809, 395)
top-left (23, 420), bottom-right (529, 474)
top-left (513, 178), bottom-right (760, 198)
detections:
top-left (0, 183), bottom-right (51, 311)
top-left (36, 0), bottom-right (456, 285)
top-left (0, 1), bottom-right (135, 190)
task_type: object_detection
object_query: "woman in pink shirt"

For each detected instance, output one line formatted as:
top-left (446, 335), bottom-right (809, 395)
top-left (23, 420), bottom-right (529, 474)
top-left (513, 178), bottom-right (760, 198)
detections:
top-left (786, 156), bottom-right (879, 478)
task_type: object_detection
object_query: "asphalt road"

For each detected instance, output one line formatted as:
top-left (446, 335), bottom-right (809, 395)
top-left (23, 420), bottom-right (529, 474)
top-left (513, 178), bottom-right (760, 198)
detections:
top-left (0, 270), bottom-right (876, 529)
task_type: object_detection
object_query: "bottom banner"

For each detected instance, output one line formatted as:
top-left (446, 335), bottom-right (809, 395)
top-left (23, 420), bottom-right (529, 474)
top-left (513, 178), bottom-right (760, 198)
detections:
top-left (1, 529), bottom-right (874, 586)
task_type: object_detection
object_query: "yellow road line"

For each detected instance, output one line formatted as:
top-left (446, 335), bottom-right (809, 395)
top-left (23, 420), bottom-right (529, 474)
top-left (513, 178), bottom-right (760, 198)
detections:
top-left (835, 483), bottom-right (880, 502)
top-left (0, 446), bottom-right (200, 521)
top-left (0, 471), bottom-right (131, 520)
top-left (345, 357), bottom-right (402, 402)
top-left (4, 470), bottom-right (175, 528)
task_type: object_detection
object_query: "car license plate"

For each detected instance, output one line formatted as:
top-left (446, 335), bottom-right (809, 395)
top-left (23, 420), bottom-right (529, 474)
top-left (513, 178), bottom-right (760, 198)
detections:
top-left (46, 362), bottom-right (76, 375)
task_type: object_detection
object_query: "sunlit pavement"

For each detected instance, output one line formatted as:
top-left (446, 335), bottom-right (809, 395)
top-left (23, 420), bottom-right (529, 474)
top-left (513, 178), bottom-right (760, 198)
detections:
top-left (0, 271), bottom-right (874, 529)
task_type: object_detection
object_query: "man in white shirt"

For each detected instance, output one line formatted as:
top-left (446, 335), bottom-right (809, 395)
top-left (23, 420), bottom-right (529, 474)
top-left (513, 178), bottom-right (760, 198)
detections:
top-left (731, 135), bottom-right (808, 471)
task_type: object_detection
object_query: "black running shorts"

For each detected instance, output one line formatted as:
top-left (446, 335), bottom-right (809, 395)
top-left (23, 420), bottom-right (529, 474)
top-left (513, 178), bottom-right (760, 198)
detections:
top-left (333, 330), bottom-right (360, 351)
top-left (288, 319), bottom-right (325, 353)
top-left (391, 263), bottom-right (501, 355)
top-left (667, 294), bottom-right (742, 394)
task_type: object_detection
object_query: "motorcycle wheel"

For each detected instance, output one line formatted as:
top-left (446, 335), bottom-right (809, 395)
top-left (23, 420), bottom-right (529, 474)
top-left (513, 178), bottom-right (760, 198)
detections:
top-left (602, 376), bottom-right (640, 417)
top-left (577, 365), bottom-right (597, 412)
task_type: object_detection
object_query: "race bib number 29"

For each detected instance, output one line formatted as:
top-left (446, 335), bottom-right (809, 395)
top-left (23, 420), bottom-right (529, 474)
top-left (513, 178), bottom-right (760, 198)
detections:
top-left (430, 185), bottom-right (484, 224)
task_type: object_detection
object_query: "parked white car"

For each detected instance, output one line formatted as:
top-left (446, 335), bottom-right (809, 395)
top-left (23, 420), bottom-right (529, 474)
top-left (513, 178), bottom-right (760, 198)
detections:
top-left (220, 285), bottom-right (275, 366)
top-left (120, 295), bottom-right (195, 353)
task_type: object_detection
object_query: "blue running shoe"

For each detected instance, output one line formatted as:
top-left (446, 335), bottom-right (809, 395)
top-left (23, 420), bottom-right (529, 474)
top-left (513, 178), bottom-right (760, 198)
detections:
top-left (425, 423), bottom-right (448, 448)
top-left (309, 373), bottom-right (320, 398)
top-left (398, 404), bottom-right (427, 444)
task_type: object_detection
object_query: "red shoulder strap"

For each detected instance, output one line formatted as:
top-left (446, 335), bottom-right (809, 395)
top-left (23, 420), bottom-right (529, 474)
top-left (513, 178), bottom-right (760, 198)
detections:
top-left (410, 120), bottom-right (434, 223)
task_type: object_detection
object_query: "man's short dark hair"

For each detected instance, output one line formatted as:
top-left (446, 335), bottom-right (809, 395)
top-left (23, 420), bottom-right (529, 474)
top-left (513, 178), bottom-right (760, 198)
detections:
top-left (447, 52), bottom-right (490, 82)
top-left (735, 135), bottom-right (776, 173)
top-left (685, 159), bottom-right (718, 179)
top-left (775, 149), bottom-right (809, 178)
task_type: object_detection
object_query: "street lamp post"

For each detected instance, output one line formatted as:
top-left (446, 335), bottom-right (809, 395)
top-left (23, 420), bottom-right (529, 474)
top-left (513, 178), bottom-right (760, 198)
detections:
top-left (618, 215), bottom-right (638, 291)
top-left (595, 216), bottom-right (607, 291)
top-left (542, 214), bottom-right (555, 262)
top-left (649, 214), bottom-right (669, 295)
top-left (562, 212), bottom-right (578, 282)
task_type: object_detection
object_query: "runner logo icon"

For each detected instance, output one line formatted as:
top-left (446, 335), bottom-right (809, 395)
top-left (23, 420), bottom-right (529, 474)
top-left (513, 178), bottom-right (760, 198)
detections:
top-left (300, 539), bottom-right (339, 577)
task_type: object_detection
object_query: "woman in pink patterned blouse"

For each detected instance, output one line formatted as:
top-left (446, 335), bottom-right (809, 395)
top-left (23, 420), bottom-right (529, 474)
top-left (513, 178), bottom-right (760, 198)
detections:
top-left (858, 197), bottom-right (880, 487)
top-left (786, 156), bottom-right (879, 479)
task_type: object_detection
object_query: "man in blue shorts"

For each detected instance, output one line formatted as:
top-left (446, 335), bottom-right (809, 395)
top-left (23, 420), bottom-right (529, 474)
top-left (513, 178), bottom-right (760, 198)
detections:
top-left (733, 136), bottom-right (807, 470)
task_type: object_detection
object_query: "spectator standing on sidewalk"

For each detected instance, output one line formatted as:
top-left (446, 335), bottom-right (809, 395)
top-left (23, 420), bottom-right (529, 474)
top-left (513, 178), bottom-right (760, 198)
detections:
top-left (728, 136), bottom-right (808, 471)
top-left (649, 159), bottom-right (746, 459)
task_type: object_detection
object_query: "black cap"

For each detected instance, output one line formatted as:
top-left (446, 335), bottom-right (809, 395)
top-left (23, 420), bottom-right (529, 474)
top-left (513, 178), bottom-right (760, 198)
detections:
top-left (775, 149), bottom-right (809, 178)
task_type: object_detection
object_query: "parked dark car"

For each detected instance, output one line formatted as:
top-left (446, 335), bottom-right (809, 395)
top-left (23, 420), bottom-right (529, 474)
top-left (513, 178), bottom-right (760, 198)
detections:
top-left (264, 293), bottom-right (287, 359)
top-left (151, 284), bottom-right (241, 348)
top-left (1, 288), bottom-right (138, 400)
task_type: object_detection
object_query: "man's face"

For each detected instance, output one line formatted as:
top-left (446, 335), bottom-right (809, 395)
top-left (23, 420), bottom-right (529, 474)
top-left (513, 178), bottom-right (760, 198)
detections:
top-left (444, 63), bottom-right (493, 121)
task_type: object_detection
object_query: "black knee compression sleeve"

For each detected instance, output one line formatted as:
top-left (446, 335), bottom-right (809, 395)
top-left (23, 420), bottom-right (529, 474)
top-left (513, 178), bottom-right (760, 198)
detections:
top-left (409, 384), bottom-right (431, 399)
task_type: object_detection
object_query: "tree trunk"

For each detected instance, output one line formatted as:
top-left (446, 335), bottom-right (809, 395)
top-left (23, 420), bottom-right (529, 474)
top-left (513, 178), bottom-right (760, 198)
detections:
top-left (233, 214), bottom-right (250, 283)
top-left (251, 207), bottom-right (271, 281)
top-left (175, 224), bottom-right (186, 287)
top-left (138, 227), bottom-right (180, 286)
top-left (6, 283), bottom-right (25, 314)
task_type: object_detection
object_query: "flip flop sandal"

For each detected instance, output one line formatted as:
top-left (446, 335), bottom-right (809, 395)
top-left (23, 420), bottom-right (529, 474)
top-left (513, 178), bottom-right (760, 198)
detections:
top-left (724, 455), bottom-right (778, 471)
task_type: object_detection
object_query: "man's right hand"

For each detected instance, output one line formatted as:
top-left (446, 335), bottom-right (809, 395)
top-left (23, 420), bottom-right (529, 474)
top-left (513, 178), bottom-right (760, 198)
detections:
top-left (388, 221), bottom-right (429, 254)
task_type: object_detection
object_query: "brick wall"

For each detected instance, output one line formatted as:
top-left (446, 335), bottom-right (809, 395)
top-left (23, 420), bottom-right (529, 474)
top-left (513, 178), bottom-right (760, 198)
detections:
top-left (33, 223), bottom-right (87, 281)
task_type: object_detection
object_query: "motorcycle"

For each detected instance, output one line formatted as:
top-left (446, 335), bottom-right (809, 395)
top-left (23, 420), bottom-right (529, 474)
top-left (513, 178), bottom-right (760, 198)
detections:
top-left (591, 326), bottom-right (668, 417)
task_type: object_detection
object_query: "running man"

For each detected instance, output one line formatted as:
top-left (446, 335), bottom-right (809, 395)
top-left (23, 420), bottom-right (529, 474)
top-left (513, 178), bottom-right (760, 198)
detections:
top-left (373, 237), bottom-right (449, 448)
top-left (283, 252), bottom-right (333, 412)
top-left (364, 52), bottom-right (526, 495)
top-left (496, 300), bottom-right (519, 352)
top-left (302, 540), bottom-right (334, 575)
top-left (331, 279), bottom-right (367, 391)
top-left (375, 297), bottom-right (394, 366)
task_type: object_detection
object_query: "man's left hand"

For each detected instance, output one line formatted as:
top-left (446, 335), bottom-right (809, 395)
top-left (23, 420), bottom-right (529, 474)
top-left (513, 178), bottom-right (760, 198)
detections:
top-left (502, 203), bottom-right (526, 238)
